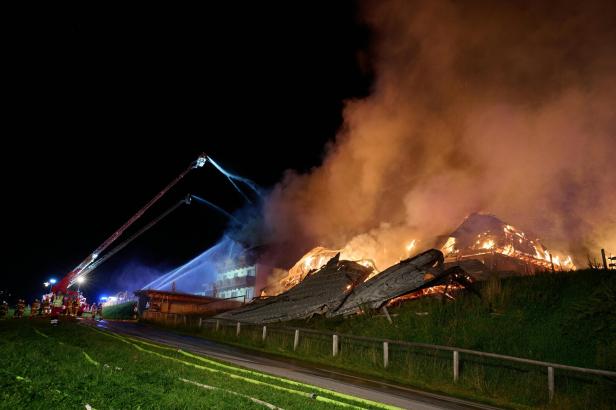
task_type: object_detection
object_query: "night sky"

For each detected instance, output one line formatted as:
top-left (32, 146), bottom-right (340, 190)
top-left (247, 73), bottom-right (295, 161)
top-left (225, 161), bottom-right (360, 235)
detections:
top-left (3, 3), bottom-right (372, 303)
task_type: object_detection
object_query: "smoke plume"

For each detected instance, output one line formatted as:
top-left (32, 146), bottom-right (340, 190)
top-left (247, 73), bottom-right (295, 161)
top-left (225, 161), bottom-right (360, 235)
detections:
top-left (264, 0), bottom-right (616, 268)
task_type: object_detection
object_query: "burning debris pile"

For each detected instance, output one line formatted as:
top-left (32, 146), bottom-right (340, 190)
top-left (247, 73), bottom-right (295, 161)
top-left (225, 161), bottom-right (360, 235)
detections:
top-left (217, 213), bottom-right (576, 324)
top-left (216, 249), bottom-right (472, 323)
top-left (441, 213), bottom-right (575, 276)
top-left (217, 255), bottom-right (372, 323)
top-left (268, 246), bottom-right (378, 296)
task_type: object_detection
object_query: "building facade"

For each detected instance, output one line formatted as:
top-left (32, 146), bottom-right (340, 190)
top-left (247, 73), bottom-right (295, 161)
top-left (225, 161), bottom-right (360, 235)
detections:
top-left (202, 264), bottom-right (279, 302)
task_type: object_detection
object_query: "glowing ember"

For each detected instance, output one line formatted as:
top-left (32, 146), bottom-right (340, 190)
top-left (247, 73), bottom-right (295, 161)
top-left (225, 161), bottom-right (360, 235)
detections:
top-left (482, 240), bottom-right (495, 250)
top-left (442, 237), bottom-right (456, 254)
top-left (406, 239), bottom-right (417, 253)
top-left (388, 283), bottom-right (466, 305)
top-left (283, 247), bottom-right (341, 290)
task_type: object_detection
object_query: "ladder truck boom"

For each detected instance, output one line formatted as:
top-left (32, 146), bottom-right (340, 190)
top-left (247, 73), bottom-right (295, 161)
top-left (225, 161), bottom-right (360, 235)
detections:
top-left (53, 154), bottom-right (207, 294)
top-left (69, 194), bottom-right (192, 287)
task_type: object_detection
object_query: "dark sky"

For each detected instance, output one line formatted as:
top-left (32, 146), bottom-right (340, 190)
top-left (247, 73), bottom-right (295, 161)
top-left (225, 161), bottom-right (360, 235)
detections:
top-left (3, 3), bottom-right (372, 303)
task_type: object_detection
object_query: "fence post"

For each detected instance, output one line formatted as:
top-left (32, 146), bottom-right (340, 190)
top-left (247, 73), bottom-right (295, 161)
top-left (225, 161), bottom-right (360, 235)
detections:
top-left (236, 322), bottom-right (241, 336)
top-left (216, 320), bottom-right (220, 331)
top-left (198, 317), bottom-right (202, 328)
top-left (333, 334), bottom-right (339, 357)
top-left (262, 325), bottom-right (267, 341)
top-left (383, 342), bottom-right (389, 368)
top-left (453, 350), bottom-right (459, 382)
top-left (548, 366), bottom-right (554, 401)
top-left (294, 329), bottom-right (300, 351)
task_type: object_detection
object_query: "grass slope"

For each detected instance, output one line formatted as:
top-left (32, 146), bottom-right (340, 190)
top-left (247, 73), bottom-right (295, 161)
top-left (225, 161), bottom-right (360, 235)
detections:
top-left (154, 269), bottom-right (616, 409)
top-left (0, 320), bottom-right (395, 410)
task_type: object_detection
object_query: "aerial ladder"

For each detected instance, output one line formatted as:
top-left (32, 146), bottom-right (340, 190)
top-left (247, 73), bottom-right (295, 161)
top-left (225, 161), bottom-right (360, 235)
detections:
top-left (50, 154), bottom-right (208, 309)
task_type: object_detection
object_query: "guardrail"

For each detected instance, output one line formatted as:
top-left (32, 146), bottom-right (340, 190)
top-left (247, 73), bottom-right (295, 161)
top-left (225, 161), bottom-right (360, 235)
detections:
top-left (141, 312), bottom-right (616, 403)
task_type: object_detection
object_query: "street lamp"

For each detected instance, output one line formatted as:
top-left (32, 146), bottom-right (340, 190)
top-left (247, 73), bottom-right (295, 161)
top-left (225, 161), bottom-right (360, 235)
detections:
top-left (44, 278), bottom-right (56, 293)
top-left (76, 276), bottom-right (85, 297)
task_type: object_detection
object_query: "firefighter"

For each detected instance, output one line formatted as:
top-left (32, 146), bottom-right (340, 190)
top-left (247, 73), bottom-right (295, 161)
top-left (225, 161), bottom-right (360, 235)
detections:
top-left (96, 304), bottom-right (103, 321)
top-left (51, 293), bottom-right (65, 316)
top-left (0, 301), bottom-right (8, 319)
top-left (66, 296), bottom-right (73, 316)
top-left (30, 299), bottom-right (41, 318)
top-left (62, 295), bottom-right (68, 316)
top-left (15, 299), bottom-right (25, 318)
top-left (132, 302), bottom-right (138, 320)
top-left (42, 297), bottom-right (51, 315)
top-left (71, 298), bottom-right (79, 317)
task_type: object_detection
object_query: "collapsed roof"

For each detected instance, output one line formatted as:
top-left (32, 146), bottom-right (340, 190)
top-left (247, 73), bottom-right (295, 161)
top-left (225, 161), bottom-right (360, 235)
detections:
top-left (216, 249), bottom-right (468, 323)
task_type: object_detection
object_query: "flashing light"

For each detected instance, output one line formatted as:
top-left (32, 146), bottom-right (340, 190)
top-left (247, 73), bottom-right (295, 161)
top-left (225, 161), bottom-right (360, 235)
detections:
top-left (77, 276), bottom-right (85, 285)
top-left (49, 278), bottom-right (57, 285)
top-left (44, 282), bottom-right (50, 287)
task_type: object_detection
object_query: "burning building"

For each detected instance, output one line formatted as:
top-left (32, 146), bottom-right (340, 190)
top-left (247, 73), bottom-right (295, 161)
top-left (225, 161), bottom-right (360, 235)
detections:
top-left (216, 249), bottom-right (467, 323)
top-left (215, 212), bottom-right (577, 324)
top-left (440, 213), bottom-right (575, 278)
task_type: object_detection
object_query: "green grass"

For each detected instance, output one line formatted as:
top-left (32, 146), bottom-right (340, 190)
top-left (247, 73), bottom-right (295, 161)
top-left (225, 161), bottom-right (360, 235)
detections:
top-left (0, 320), bottom-right (397, 410)
top-left (147, 269), bottom-right (616, 409)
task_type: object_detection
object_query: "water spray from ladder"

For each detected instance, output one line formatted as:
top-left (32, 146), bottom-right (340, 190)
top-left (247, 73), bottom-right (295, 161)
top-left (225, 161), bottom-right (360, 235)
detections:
top-left (207, 156), bottom-right (262, 203)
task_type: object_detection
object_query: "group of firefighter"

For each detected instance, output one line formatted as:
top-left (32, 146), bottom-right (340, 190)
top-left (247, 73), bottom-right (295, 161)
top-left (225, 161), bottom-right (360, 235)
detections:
top-left (0, 295), bottom-right (103, 320)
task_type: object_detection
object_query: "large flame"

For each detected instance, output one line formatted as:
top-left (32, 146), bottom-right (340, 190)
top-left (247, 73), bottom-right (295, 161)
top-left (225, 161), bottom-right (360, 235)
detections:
top-left (274, 214), bottom-right (576, 297)
top-left (279, 233), bottom-right (419, 293)
top-left (441, 216), bottom-right (576, 270)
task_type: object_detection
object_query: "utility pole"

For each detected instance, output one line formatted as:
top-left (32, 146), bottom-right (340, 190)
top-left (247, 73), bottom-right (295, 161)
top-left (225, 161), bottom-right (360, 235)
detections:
top-left (601, 249), bottom-right (608, 270)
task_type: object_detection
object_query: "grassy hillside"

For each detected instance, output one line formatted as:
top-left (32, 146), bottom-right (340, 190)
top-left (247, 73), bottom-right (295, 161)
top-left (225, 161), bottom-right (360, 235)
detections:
top-left (297, 268), bottom-right (616, 371)
top-left (165, 268), bottom-right (616, 409)
top-left (0, 320), bottom-right (392, 409)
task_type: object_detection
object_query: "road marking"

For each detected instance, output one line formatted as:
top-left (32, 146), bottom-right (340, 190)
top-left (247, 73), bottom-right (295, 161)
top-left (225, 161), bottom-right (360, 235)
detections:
top-left (117, 330), bottom-right (400, 410)
top-left (89, 326), bottom-right (376, 409)
top-left (82, 351), bottom-right (100, 367)
top-left (179, 377), bottom-right (284, 410)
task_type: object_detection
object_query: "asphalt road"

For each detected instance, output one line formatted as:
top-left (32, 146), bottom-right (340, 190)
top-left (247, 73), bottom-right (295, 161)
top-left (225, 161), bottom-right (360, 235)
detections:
top-left (85, 320), bottom-right (501, 410)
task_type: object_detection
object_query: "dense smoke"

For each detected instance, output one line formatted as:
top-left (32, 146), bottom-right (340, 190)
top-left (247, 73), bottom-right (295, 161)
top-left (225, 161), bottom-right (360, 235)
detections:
top-left (264, 0), bottom-right (616, 268)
